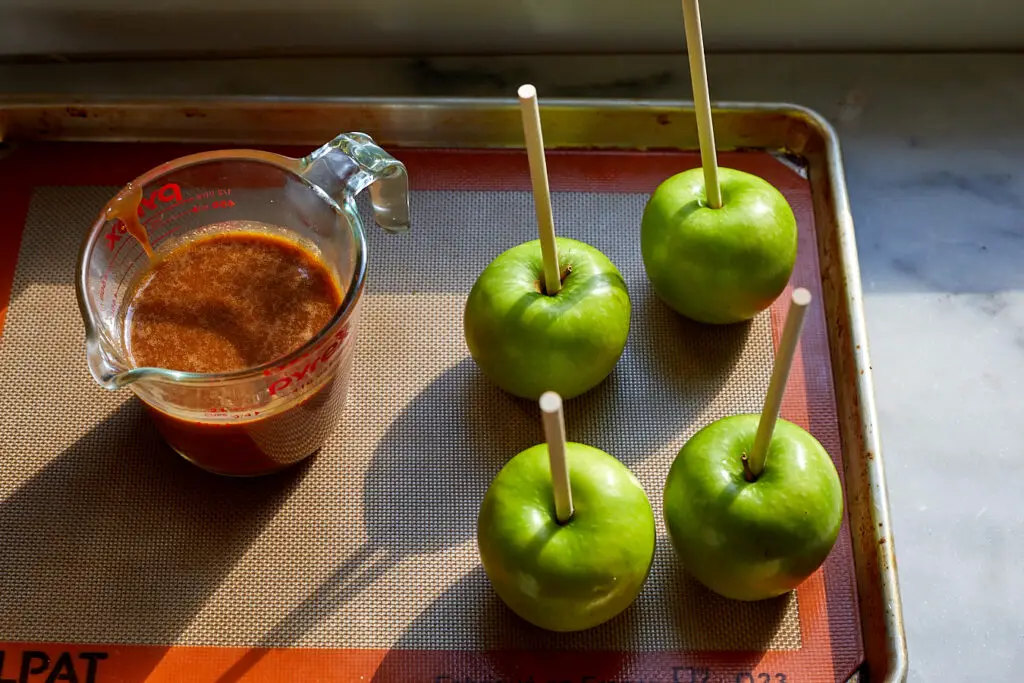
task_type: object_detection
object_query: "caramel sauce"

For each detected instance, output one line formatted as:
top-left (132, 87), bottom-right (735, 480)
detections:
top-left (125, 225), bottom-right (342, 374)
top-left (121, 222), bottom-right (347, 475)
top-left (104, 182), bottom-right (156, 260)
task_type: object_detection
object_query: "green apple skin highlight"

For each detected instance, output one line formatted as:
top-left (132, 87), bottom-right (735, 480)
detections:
top-left (477, 442), bottom-right (656, 632)
top-left (664, 415), bottom-right (843, 601)
top-left (464, 237), bottom-right (630, 400)
top-left (641, 167), bottom-right (797, 325)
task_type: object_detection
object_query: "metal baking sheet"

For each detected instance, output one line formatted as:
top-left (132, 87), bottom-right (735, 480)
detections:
top-left (0, 97), bottom-right (906, 683)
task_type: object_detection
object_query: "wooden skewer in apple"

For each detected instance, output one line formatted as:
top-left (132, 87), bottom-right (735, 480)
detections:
top-left (743, 286), bottom-right (812, 481)
top-left (477, 391), bottom-right (655, 632)
top-left (681, 0), bottom-right (722, 211)
top-left (520, 85), bottom-right (564, 298)
top-left (539, 391), bottom-right (574, 523)
top-left (640, 0), bottom-right (799, 325)
top-left (663, 289), bottom-right (844, 601)
top-left (463, 85), bottom-right (631, 400)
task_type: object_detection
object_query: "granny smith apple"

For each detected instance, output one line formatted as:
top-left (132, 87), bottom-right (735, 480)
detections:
top-left (464, 237), bottom-right (630, 400)
top-left (641, 167), bottom-right (797, 324)
top-left (477, 442), bottom-right (655, 631)
top-left (664, 414), bottom-right (843, 601)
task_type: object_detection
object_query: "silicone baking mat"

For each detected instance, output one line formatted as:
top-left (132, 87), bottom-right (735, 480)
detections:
top-left (0, 143), bottom-right (862, 682)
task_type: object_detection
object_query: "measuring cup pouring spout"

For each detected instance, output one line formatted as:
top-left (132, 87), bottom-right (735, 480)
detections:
top-left (75, 132), bottom-right (410, 475)
top-left (80, 319), bottom-right (137, 390)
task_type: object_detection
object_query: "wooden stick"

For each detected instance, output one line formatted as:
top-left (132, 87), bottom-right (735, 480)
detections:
top-left (518, 84), bottom-right (561, 296)
top-left (745, 288), bottom-right (812, 480)
top-left (681, 0), bottom-right (722, 209)
top-left (539, 391), bottom-right (574, 523)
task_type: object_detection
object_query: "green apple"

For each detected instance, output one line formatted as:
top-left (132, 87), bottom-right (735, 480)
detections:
top-left (477, 442), bottom-right (655, 631)
top-left (641, 167), bottom-right (797, 324)
top-left (664, 414), bottom-right (843, 601)
top-left (464, 237), bottom-right (630, 400)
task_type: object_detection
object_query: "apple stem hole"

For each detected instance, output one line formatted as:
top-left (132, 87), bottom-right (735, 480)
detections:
top-left (534, 265), bottom-right (572, 296)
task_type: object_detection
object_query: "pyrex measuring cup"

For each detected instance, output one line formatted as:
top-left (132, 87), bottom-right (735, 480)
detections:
top-left (76, 133), bottom-right (410, 476)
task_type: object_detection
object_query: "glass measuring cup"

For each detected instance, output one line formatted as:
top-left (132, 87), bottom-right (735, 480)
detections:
top-left (76, 133), bottom-right (410, 476)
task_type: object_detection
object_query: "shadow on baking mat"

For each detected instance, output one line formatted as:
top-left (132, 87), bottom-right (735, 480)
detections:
top-left (565, 292), bottom-right (758, 467)
top-left (212, 358), bottom-right (536, 682)
top-left (367, 566), bottom-right (790, 682)
top-left (206, 307), bottom-right (764, 682)
top-left (0, 399), bottom-right (310, 681)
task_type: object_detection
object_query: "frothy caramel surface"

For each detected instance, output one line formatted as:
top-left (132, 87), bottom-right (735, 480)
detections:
top-left (125, 224), bottom-right (342, 374)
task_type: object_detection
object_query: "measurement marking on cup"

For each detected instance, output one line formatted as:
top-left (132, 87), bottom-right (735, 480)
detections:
top-left (104, 223), bottom-right (122, 249)
top-left (103, 182), bottom-right (186, 252)
top-left (190, 199), bottom-right (236, 213)
top-left (103, 186), bottom-right (236, 307)
top-left (99, 182), bottom-right (191, 297)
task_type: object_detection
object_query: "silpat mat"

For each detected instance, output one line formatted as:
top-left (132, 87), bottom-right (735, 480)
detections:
top-left (0, 143), bottom-right (862, 682)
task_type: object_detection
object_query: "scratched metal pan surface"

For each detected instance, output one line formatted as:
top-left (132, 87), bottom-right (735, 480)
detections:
top-left (0, 96), bottom-right (906, 683)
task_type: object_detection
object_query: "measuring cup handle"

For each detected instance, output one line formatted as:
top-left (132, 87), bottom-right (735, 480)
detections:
top-left (299, 133), bottom-right (410, 233)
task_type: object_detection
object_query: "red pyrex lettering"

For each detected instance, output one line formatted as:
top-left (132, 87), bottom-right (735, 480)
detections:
top-left (264, 328), bottom-right (348, 377)
top-left (104, 183), bottom-right (186, 251)
top-left (137, 183), bottom-right (184, 217)
top-left (268, 329), bottom-right (348, 397)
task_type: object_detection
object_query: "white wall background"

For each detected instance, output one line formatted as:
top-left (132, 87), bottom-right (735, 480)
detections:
top-left (0, 0), bottom-right (1022, 57)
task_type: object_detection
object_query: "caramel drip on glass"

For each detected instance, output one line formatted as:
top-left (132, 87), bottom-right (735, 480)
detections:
top-left (104, 182), bottom-right (155, 260)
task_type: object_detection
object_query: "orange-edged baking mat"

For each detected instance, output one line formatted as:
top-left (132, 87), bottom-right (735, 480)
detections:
top-left (0, 143), bottom-right (862, 683)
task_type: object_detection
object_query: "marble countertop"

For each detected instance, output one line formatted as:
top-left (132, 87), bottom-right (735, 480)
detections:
top-left (3, 52), bottom-right (1023, 681)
